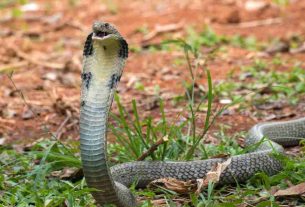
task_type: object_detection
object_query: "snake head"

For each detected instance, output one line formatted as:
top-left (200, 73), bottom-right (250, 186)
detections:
top-left (92, 21), bottom-right (122, 41)
top-left (85, 21), bottom-right (128, 59)
top-left (83, 22), bottom-right (128, 57)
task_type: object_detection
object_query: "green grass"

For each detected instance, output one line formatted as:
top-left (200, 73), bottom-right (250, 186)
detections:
top-left (214, 60), bottom-right (305, 106)
top-left (109, 40), bottom-right (217, 162)
top-left (1, 28), bottom-right (305, 206)
top-left (146, 26), bottom-right (262, 54)
top-left (0, 0), bottom-right (27, 8)
top-left (272, 0), bottom-right (289, 6)
top-left (2, 138), bottom-right (304, 206)
top-left (0, 141), bottom-right (94, 207)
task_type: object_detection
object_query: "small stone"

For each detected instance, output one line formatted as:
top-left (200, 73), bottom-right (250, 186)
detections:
top-left (3, 108), bottom-right (17, 118)
top-left (21, 2), bottom-right (40, 12)
top-left (59, 73), bottom-right (79, 87)
top-left (0, 137), bottom-right (5, 145)
top-left (245, 1), bottom-right (268, 11)
top-left (22, 108), bottom-right (35, 120)
top-left (220, 99), bottom-right (232, 104)
top-left (43, 72), bottom-right (57, 81)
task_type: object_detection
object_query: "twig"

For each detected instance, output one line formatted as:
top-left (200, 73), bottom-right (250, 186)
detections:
top-left (8, 44), bottom-right (65, 69)
top-left (231, 17), bottom-right (282, 28)
top-left (7, 75), bottom-right (57, 140)
top-left (62, 21), bottom-right (87, 32)
top-left (143, 21), bottom-right (184, 42)
top-left (0, 61), bottom-right (28, 73)
top-left (0, 117), bottom-right (16, 124)
top-left (55, 111), bottom-right (71, 139)
top-left (66, 119), bottom-right (78, 129)
top-left (137, 135), bottom-right (169, 161)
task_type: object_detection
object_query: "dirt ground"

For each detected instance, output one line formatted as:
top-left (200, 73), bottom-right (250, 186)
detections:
top-left (0, 0), bottom-right (305, 145)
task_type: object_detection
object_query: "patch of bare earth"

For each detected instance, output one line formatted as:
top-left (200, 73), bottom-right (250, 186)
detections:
top-left (0, 0), bottom-right (304, 146)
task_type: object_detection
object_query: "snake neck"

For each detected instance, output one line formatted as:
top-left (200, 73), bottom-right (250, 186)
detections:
top-left (79, 22), bottom-right (129, 206)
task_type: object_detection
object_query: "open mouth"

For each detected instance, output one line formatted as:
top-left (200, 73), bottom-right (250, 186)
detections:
top-left (94, 31), bottom-right (110, 39)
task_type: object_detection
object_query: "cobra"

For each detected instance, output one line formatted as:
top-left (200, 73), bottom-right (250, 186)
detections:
top-left (79, 22), bottom-right (305, 207)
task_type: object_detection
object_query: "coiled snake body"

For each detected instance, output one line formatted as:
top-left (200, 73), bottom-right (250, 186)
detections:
top-left (80, 22), bottom-right (305, 207)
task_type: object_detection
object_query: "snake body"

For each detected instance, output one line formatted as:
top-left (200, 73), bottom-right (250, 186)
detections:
top-left (79, 22), bottom-right (305, 207)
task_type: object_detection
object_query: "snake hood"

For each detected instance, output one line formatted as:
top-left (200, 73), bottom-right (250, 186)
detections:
top-left (80, 22), bottom-right (133, 207)
top-left (81, 22), bottom-right (128, 110)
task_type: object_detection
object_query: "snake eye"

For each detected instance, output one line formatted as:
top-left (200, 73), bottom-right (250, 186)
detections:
top-left (95, 31), bottom-right (109, 38)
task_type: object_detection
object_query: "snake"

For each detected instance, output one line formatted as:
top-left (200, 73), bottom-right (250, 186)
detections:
top-left (79, 22), bottom-right (305, 207)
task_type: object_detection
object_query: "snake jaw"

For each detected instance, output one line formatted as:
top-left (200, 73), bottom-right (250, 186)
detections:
top-left (92, 21), bottom-right (122, 40)
top-left (90, 22), bottom-right (128, 58)
top-left (92, 33), bottom-right (120, 42)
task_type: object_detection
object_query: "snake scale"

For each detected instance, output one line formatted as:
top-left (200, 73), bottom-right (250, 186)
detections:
top-left (79, 22), bottom-right (305, 207)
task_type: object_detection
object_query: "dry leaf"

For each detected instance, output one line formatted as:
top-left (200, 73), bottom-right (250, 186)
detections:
top-left (148, 178), bottom-right (196, 194)
top-left (205, 134), bottom-right (220, 145)
top-left (196, 158), bottom-right (232, 195)
top-left (264, 112), bottom-right (296, 121)
top-left (256, 101), bottom-right (285, 110)
top-left (265, 41), bottom-right (290, 54)
top-left (149, 198), bottom-right (187, 207)
top-left (151, 199), bottom-right (167, 206)
top-left (285, 146), bottom-right (302, 156)
top-left (0, 61), bottom-right (28, 74)
top-left (51, 167), bottom-right (83, 181)
top-left (126, 76), bottom-right (139, 88)
top-left (274, 182), bottom-right (305, 197)
top-left (290, 42), bottom-right (305, 54)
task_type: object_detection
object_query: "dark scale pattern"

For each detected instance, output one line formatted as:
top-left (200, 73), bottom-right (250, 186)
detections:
top-left (119, 39), bottom-right (128, 58)
top-left (108, 74), bottom-right (121, 89)
top-left (83, 33), bottom-right (93, 56)
top-left (81, 72), bottom-right (92, 89)
top-left (110, 151), bottom-right (283, 191)
top-left (92, 113), bottom-right (304, 207)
